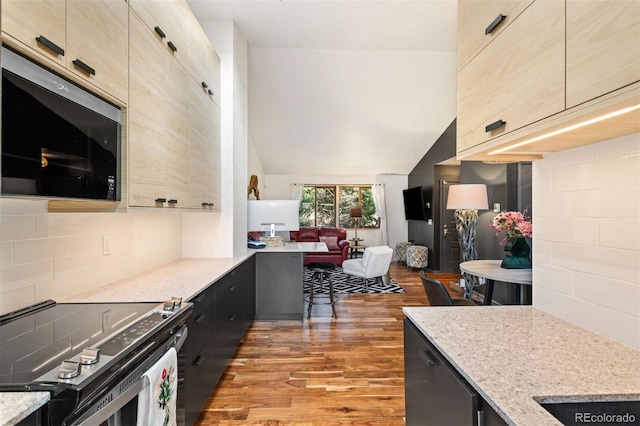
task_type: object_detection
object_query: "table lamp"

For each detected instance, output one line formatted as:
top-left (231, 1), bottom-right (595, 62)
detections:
top-left (446, 184), bottom-right (488, 298)
top-left (350, 207), bottom-right (362, 241)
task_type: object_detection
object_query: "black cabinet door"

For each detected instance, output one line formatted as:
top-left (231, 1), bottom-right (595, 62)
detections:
top-left (404, 320), bottom-right (480, 426)
top-left (184, 343), bottom-right (216, 426)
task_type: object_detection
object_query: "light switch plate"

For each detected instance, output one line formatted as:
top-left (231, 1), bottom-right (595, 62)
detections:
top-left (102, 236), bottom-right (112, 256)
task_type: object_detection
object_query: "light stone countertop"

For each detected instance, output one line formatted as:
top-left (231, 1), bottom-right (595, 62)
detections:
top-left (0, 392), bottom-right (50, 426)
top-left (62, 255), bottom-right (254, 303)
top-left (403, 306), bottom-right (640, 426)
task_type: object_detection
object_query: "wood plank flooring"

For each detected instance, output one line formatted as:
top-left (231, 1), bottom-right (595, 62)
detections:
top-left (195, 263), bottom-right (461, 425)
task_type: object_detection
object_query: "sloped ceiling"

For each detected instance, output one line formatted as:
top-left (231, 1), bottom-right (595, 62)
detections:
top-left (187, 0), bottom-right (458, 175)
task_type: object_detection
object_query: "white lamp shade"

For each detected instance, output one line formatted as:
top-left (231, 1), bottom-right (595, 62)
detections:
top-left (446, 184), bottom-right (489, 210)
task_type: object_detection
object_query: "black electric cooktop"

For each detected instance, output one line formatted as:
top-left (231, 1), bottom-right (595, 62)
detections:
top-left (0, 301), bottom-right (157, 386)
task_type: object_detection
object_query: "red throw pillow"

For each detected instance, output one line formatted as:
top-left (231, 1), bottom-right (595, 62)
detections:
top-left (319, 236), bottom-right (340, 250)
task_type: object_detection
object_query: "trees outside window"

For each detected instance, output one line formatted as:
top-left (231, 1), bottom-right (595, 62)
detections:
top-left (300, 185), bottom-right (378, 228)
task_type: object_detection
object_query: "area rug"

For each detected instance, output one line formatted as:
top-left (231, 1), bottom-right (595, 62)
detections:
top-left (303, 266), bottom-right (406, 294)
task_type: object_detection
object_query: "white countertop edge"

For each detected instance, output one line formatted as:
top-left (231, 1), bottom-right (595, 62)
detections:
top-left (0, 392), bottom-right (50, 426)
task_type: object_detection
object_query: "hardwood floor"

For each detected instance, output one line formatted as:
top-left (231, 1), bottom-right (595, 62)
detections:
top-left (195, 263), bottom-right (461, 425)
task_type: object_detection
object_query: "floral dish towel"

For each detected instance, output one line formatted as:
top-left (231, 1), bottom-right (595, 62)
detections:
top-left (137, 347), bottom-right (177, 426)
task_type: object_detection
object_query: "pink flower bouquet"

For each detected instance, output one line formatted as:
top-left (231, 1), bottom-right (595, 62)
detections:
top-left (489, 208), bottom-right (532, 246)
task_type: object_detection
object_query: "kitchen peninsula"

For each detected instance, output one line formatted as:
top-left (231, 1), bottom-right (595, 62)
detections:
top-left (403, 306), bottom-right (640, 425)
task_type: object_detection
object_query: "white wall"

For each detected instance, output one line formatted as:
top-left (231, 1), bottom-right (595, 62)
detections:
top-left (0, 199), bottom-right (182, 314)
top-left (263, 173), bottom-right (407, 247)
top-left (532, 133), bottom-right (640, 349)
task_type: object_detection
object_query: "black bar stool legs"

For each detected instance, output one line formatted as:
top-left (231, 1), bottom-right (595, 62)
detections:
top-left (305, 262), bottom-right (338, 319)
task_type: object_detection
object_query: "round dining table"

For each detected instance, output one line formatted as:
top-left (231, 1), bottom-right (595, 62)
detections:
top-left (459, 260), bottom-right (532, 305)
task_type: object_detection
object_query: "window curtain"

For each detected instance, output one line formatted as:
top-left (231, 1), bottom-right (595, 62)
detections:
top-left (290, 183), bottom-right (304, 203)
top-left (372, 183), bottom-right (388, 246)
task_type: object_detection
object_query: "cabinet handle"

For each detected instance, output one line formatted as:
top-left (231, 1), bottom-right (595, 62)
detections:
top-left (154, 26), bottom-right (166, 39)
top-left (194, 314), bottom-right (205, 324)
top-left (228, 314), bottom-right (236, 321)
top-left (35, 36), bottom-right (65, 56)
top-left (228, 285), bottom-right (237, 292)
top-left (195, 293), bottom-right (206, 303)
top-left (208, 89), bottom-right (214, 96)
top-left (485, 119), bottom-right (506, 132)
top-left (72, 59), bottom-right (96, 76)
top-left (201, 81), bottom-right (208, 89)
top-left (155, 198), bottom-right (167, 203)
top-left (418, 349), bottom-right (437, 367)
top-left (167, 41), bottom-right (178, 52)
top-left (485, 14), bottom-right (506, 35)
top-left (168, 199), bottom-right (178, 204)
top-left (193, 355), bottom-right (204, 367)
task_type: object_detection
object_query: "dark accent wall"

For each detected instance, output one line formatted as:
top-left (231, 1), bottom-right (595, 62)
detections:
top-left (407, 119), bottom-right (457, 269)
top-left (407, 118), bottom-right (533, 296)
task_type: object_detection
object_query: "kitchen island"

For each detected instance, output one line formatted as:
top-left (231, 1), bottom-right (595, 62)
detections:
top-left (403, 306), bottom-right (640, 425)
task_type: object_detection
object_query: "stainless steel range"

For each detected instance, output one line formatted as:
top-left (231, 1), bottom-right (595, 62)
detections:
top-left (0, 298), bottom-right (192, 425)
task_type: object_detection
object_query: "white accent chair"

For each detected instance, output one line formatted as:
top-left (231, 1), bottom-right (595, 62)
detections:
top-left (341, 246), bottom-right (393, 293)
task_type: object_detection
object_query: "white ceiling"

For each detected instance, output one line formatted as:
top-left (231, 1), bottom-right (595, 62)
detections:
top-left (187, 0), bottom-right (459, 176)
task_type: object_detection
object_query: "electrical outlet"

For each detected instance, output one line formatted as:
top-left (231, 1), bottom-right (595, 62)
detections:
top-left (160, 230), bottom-right (167, 245)
top-left (102, 236), bottom-right (112, 256)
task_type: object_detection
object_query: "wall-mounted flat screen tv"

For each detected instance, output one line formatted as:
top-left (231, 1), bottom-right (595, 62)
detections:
top-left (403, 186), bottom-right (427, 221)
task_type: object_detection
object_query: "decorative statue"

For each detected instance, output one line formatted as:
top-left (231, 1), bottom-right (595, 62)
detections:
top-left (247, 174), bottom-right (260, 200)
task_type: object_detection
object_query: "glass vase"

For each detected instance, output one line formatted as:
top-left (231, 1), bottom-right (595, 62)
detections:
top-left (501, 237), bottom-right (532, 269)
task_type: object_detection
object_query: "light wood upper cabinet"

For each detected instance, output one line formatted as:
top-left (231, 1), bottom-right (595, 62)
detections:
top-left (129, 0), bottom-right (189, 66)
top-left (566, 0), bottom-right (640, 108)
top-left (67, 0), bottom-right (128, 102)
top-left (457, 0), bottom-right (533, 70)
top-left (1, 0), bottom-right (66, 65)
top-left (457, 0), bottom-right (565, 154)
top-left (129, 7), bottom-right (220, 210)
top-left (189, 78), bottom-right (221, 209)
top-left (129, 11), bottom-right (190, 208)
top-left (2, 0), bottom-right (128, 103)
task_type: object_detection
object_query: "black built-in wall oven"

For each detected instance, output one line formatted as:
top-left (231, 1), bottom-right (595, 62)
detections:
top-left (1, 46), bottom-right (121, 201)
top-left (0, 300), bottom-right (192, 425)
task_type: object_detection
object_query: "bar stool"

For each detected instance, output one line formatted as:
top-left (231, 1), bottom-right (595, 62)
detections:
top-left (406, 245), bottom-right (428, 271)
top-left (395, 242), bottom-right (412, 265)
top-left (304, 262), bottom-right (338, 319)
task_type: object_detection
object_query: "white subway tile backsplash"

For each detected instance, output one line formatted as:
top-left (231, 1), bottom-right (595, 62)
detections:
top-left (0, 286), bottom-right (35, 315)
top-left (0, 197), bottom-right (183, 314)
top-left (553, 243), bottom-right (630, 281)
top-left (0, 242), bottom-right (12, 267)
top-left (534, 264), bottom-right (573, 295)
top-left (533, 286), bottom-right (599, 332)
top-left (532, 240), bottom-right (553, 265)
top-left (573, 272), bottom-right (640, 317)
top-left (0, 216), bottom-right (36, 242)
top-left (534, 134), bottom-right (640, 350)
top-left (597, 306), bottom-right (640, 350)
top-left (0, 198), bottom-right (48, 216)
top-left (13, 237), bottom-right (72, 265)
top-left (0, 260), bottom-right (54, 293)
top-left (534, 192), bottom-right (574, 217)
top-left (630, 251), bottom-right (640, 285)
top-left (600, 218), bottom-right (640, 251)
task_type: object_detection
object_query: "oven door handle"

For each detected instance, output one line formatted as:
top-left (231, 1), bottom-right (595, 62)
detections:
top-left (75, 375), bottom-right (150, 425)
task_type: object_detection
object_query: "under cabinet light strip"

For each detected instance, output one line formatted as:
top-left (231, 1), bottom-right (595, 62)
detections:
top-left (488, 103), bottom-right (640, 155)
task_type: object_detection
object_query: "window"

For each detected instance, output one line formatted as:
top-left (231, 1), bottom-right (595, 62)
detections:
top-left (299, 185), bottom-right (379, 228)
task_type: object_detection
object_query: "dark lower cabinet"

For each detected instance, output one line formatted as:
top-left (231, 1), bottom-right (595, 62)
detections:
top-left (183, 256), bottom-right (256, 426)
top-left (404, 319), bottom-right (507, 426)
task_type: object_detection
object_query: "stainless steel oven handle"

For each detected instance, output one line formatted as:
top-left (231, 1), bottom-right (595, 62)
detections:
top-left (71, 325), bottom-right (188, 426)
top-left (76, 376), bottom-right (149, 425)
